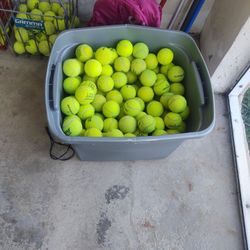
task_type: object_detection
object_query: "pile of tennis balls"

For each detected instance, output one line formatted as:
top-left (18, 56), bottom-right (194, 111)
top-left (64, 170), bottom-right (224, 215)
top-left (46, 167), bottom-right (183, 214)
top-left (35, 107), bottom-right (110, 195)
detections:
top-left (13, 0), bottom-right (79, 56)
top-left (61, 40), bottom-right (190, 138)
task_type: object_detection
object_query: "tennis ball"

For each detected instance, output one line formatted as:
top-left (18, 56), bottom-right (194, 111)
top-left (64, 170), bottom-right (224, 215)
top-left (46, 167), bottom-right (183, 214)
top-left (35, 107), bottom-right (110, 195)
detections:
top-left (112, 72), bottom-right (127, 88)
top-left (79, 129), bottom-right (86, 136)
top-left (63, 59), bottom-right (83, 77)
top-left (101, 65), bottom-right (113, 76)
top-left (139, 69), bottom-right (157, 87)
top-left (105, 129), bottom-right (123, 137)
top-left (36, 32), bottom-right (46, 42)
top-left (39, 1), bottom-right (51, 12)
top-left (71, 16), bottom-right (80, 28)
top-left (18, 4), bottom-right (28, 12)
top-left (119, 116), bottom-right (137, 133)
top-left (168, 95), bottom-right (187, 113)
top-left (176, 121), bottom-right (186, 133)
top-left (106, 90), bottom-right (123, 105)
top-left (83, 75), bottom-right (97, 83)
top-left (103, 118), bottom-right (118, 132)
top-left (13, 41), bottom-right (25, 54)
top-left (120, 85), bottom-right (136, 100)
top-left (63, 77), bottom-right (81, 94)
top-left (38, 40), bottom-right (51, 56)
top-left (152, 66), bottom-right (160, 74)
top-left (132, 42), bottom-right (149, 59)
top-left (124, 133), bottom-right (136, 137)
top-left (97, 75), bottom-right (114, 92)
top-left (102, 100), bottom-right (120, 118)
top-left (114, 57), bottom-right (130, 72)
top-left (25, 39), bottom-right (38, 54)
top-left (138, 114), bottom-right (156, 133)
top-left (160, 92), bottom-right (174, 109)
top-left (44, 21), bottom-right (56, 35)
top-left (109, 48), bottom-right (118, 64)
top-left (76, 44), bottom-right (93, 62)
top-left (49, 34), bottom-right (57, 44)
top-left (27, 0), bottom-right (39, 10)
top-left (57, 6), bottom-right (65, 16)
top-left (157, 48), bottom-right (174, 65)
top-left (134, 97), bottom-right (145, 111)
top-left (80, 80), bottom-right (97, 94)
top-left (51, 2), bottom-right (61, 14)
top-left (85, 115), bottom-right (104, 130)
top-left (167, 66), bottom-right (184, 82)
top-left (132, 84), bottom-right (139, 94)
top-left (126, 71), bottom-right (137, 84)
top-left (167, 129), bottom-right (179, 134)
top-left (179, 106), bottom-right (190, 120)
top-left (157, 73), bottom-right (166, 81)
top-left (152, 129), bottom-right (167, 136)
top-left (116, 40), bottom-right (133, 57)
top-left (92, 94), bottom-right (106, 112)
top-left (170, 83), bottom-right (185, 95)
top-left (123, 98), bottom-right (141, 117)
top-left (136, 111), bottom-right (147, 121)
top-left (30, 9), bottom-right (43, 20)
top-left (145, 53), bottom-right (158, 69)
top-left (62, 115), bottom-right (82, 136)
top-left (127, 55), bottom-right (134, 62)
top-left (54, 19), bottom-right (66, 31)
top-left (77, 104), bottom-right (95, 120)
top-left (75, 85), bottom-right (95, 105)
top-left (44, 11), bottom-right (55, 21)
top-left (154, 117), bottom-right (165, 130)
top-left (146, 101), bottom-right (164, 117)
top-left (137, 86), bottom-right (154, 102)
top-left (95, 47), bottom-right (113, 65)
top-left (164, 112), bottom-right (182, 128)
top-left (95, 113), bottom-right (105, 120)
top-left (160, 63), bottom-right (174, 75)
top-left (16, 13), bottom-right (28, 19)
top-left (15, 28), bottom-right (29, 42)
top-left (130, 59), bottom-right (146, 75)
top-left (60, 96), bottom-right (80, 115)
top-left (84, 59), bottom-right (102, 77)
top-left (85, 128), bottom-right (102, 137)
top-left (153, 79), bottom-right (170, 96)
top-left (134, 130), bottom-right (148, 136)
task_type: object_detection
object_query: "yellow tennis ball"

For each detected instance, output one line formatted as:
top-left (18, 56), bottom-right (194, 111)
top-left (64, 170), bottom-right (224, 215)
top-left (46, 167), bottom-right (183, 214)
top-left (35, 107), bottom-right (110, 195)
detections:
top-left (63, 76), bottom-right (81, 94)
top-left (36, 32), bottom-right (46, 42)
top-left (146, 101), bottom-right (164, 117)
top-left (152, 129), bottom-right (167, 136)
top-left (170, 83), bottom-right (185, 95)
top-left (44, 21), bottom-right (56, 35)
top-left (138, 114), bottom-right (156, 133)
top-left (18, 4), bottom-right (28, 12)
top-left (167, 66), bottom-right (185, 82)
top-left (176, 121), bottom-right (186, 133)
top-left (137, 86), bottom-right (154, 103)
top-left (83, 75), bottom-right (97, 83)
top-left (44, 11), bottom-right (55, 21)
top-left (95, 47), bottom-right (113, 65)
top-left (126, 71), bottom-right (137, 84)
top-left (111, 72), bottom-right (127, 88)
top-left (156, 73), bottom-right (166, 81)
top-left (132, 42), bottom-right (149, 59)
top-left (103, 118), bottom-right (118, 132)
top-left (13, 41), bottom-right (25, 54)
top-left (16, 13), bottom-right (28, 19)
top-left (105, 129), bottom-right (124, 137)
top-left (120, 85), bottom-right (136, 100)
top-left (167, 129), bottom-right (180, 134)
top-left (25, 39), bottom-right (38, 54)
top-left (106, 90), bottom-right (123, 105)
top-left (101, 65), bottom-right (113, 76)
top-left (123, 98), bottom-right (141, 117)
top-left (85, 115), bottom-right (104, 130)
top-left (136, 111), bottom-right (147, 121)
top-left (95, 113), bottom-right (105, 120)
top-left (60, 96), bottom-right (80, 115)
top-left (75, 85), bottom-right (95, 105)
top-left (77, 104), bottom-right (95, 120)
top-left (27, 0), bottom-right (39, 10)
top-left (160, 92), bottom-right (174, 109)
top-left (134, 97), bottom-right (145, 111)
top-left (130, 59), bottom-right (146, 75)
top-left (39, 1), bottom-right (51, 12)
top-left (157, 48), bottom-right (174, 65)
top-left (119, 116), bottom-right (137, 133)
top-left (91, 94), bottom-right (106, 112)
top-left (51, 2), bottom-right (61, 14)
top-left (49, 34), bottom-right (58, 44)
top-left (179, 106), bottom-right (190, 120)
top-left (116, 40), bottom-right (133, 57)
top-left (164, 112), bottom-right (182, 128)
top-left (84, 59), bottom-right (102, 77)
top-left (102, 100), bottom-right (120, 118)
top-left (80, 80), bottom-right (97, 94)
top-left (97, 75), bottom-right (114, 92)
top-left (114, 57), bottom-right (130, 72)
top-left (38, 40), bottom-right (51, 56)
top-left (152, 66), bottom-right (160, 74)
top-left (15, 28), bottom-right (29, 42)
top-left (168, 95), bottom-right (187, 113)
top-left (154, 117), bottom-right (165, 130)
top-left (160, 63), bottom-right (174, 75)
top-left (145, 53), bottom-right (158, 69)
top-left (153, 79), bottom-right (170, 96)
top-left (139, 69), bottom-right (157, 87)
top-left (124, 133), bottom-right (136, 137)
top-left (75, 44), bottom-right (93, 62)
top-left (109, 48), bottom-right (118, 64)
top-left (62, 115), bottom-right (82, 136)
top-left (30, 9), bottom-right (43, 20)
top-left (63, 59), bottom-right (83, 77)
top-left (134, 130), bottom-right (148, 136)
top-left (85, 128), bottom-right (102, 137)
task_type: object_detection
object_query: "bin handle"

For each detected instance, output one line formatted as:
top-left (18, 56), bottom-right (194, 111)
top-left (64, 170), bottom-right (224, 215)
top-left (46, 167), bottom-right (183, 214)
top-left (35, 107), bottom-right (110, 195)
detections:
top-left (48, 64), bottom-right (56, 110)
top-left (191, 61), bottom-right (205, 106)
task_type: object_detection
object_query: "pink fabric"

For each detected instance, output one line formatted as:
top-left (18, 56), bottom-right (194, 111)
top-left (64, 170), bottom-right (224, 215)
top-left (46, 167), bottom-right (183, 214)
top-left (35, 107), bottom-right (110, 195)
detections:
top-left (87, 0), bottom-right (162, 27)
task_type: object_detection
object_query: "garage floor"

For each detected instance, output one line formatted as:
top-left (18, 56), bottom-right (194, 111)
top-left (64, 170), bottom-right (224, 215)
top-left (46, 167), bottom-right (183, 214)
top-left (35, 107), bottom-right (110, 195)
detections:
top-left (0, 52), bottom-right (244, 250)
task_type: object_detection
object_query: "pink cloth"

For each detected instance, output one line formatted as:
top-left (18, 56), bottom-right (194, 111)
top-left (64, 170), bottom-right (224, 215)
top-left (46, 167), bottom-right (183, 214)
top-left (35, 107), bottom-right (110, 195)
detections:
top-left (87, 0), bottom-right (163, 27)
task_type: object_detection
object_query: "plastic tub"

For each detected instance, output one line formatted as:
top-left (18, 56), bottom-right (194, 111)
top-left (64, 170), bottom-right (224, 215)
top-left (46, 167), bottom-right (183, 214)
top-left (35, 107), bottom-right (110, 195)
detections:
top-left (45, 25), bottom-right (215, 161)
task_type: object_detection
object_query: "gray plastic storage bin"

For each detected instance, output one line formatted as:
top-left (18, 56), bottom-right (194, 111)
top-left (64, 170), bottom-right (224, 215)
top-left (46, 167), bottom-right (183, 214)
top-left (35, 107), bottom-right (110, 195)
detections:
top-left (45, 25), bottom-right (215, 161)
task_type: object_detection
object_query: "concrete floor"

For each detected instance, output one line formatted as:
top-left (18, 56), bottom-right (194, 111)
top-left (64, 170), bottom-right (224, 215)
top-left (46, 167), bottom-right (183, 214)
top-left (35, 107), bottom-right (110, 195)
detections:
top-left (0, 52), bottom-right (244, 250)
